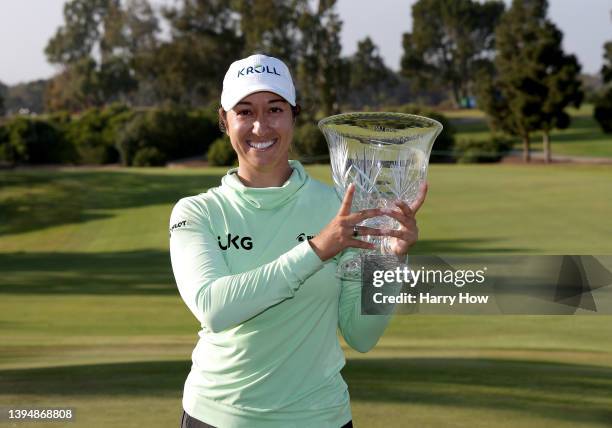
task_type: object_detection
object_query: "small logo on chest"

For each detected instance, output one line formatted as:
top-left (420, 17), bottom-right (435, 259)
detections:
top-left (296, 233), bottom-right (315, 242)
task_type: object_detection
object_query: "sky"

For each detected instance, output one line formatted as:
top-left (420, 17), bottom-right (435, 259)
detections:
top-left (0, 0), bottom-right (610, 86)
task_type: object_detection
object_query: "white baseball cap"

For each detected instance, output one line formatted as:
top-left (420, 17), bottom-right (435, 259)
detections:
top-left (220, 54), bottom-right (296, 111)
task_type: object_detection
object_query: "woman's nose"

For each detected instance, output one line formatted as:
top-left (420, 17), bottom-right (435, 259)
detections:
top-left (252, 116), bottom-right (270, 135)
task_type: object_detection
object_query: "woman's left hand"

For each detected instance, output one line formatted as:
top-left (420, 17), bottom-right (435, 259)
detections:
top-left (380, 181), bottom-right (428, 258)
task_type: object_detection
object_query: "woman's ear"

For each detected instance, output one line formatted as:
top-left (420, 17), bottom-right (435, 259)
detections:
top-left (218, 107), bottom-right (228, 134)
top-left (292, 104), bottom-right (301, 124)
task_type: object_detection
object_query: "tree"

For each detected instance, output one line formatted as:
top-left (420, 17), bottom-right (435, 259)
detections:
top-left (538, 29), bottom-right (583, 163)
top-left (153, 0), bottom-right (244, 105)
top-left (234, 0), bottom-right (301, 70)
top-left (602, 41), bottom-right (612, 84)
top-left (294, 0), bottom-right (346, 119)
top-left (476, 0), bottom-right (582, 162)
top-left (400, 0), bottom-right (505, 107)
top-left (100, 0), bottom-right (159, 103)
top-left (234, 0), bottom-right (347, 119)
top-left (44, 0), bottom-right (155, 110)
top-left (112, 0), bottom-right (162, 106)
top-left (594, 41), bottom-right (612, 133)
top-left (234, 0), bottom-right (348, 118)
top-left (45, 0), bottom-right (115, 65)
top-left (0, 85), bottom-right (5, 117)
top-left (45, 57), bottom-right (104, 111)
top-left (347, 37), bottom-right (397, 109)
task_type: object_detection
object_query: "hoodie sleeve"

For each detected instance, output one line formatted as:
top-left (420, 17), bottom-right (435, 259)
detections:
top-left (169, 197), bottom-right (324, 333)
top-left (336, 250), bottom-right (405, 353)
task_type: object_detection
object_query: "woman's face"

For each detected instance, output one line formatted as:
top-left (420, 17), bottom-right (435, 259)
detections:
top-left (223, 91), bottom-right (294, 173)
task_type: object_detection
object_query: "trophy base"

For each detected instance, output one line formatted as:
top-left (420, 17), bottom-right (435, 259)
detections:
top-left (335, 248), bottom-right (409, 281)
top-left (335, 254), bottom-right (363, 281)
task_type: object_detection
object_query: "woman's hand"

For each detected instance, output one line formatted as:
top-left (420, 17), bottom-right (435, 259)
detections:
top-left (381, 181), bottom-right (428, 258)
top-left (309, 182), bottom-right (429, 262)
top-left (308, 184), bottom-right (389, 262)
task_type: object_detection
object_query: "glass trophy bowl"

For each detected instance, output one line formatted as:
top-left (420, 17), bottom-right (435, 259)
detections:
top-left (318, 112), bottom-right (443, 280)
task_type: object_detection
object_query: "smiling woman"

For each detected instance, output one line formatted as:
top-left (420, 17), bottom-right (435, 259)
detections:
top-left (168, 54), bottom-right (428, 428)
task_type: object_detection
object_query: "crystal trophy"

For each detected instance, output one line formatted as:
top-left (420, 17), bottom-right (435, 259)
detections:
top-left (318, 112), bottom-right (443, 280)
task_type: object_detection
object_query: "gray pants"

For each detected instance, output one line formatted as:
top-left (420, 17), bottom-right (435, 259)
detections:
top-left (180, 411), bottom-right (354, 428)
top-left (180, 411), bottom-right (215, 428)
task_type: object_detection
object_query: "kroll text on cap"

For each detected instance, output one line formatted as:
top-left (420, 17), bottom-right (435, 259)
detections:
top-left (221, 54), bottom-right (296, 111)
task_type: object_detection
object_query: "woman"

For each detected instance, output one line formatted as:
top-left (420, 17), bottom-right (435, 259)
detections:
top-left (169, 54), bottom-right (427, 428)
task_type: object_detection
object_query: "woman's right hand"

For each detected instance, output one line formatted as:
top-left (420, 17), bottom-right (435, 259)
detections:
top-left (308, 184), bottom-right (388, 262)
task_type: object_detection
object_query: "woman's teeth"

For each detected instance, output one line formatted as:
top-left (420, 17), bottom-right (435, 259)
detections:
top-left (248, 139), bottom-right (276, 150)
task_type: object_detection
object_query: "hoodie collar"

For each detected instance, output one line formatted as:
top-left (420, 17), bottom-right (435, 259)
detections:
top-left (221, 160), bottom-right (308, 209)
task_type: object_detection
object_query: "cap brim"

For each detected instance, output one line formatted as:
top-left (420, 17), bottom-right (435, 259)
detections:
top-left (222, 84), bottom-right (296, 111)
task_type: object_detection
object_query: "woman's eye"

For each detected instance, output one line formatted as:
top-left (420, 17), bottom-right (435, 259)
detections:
top-left (270, 107), bottom-right (283, 113)
top-left (237, 110), bottom-right (251, 116)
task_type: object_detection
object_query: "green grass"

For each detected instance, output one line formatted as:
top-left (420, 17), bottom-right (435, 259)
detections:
top-left (1, 165), bottom-right (611, 427)
top-left (448, 104), bottom-right (612, 158)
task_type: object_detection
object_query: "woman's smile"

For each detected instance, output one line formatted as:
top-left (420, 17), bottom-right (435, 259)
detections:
top-left (246, 138), bottom-right (278, 151)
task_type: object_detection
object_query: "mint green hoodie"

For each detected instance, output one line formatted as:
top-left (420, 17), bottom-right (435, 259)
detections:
top-left (169, 160), bottom-right (395, 428)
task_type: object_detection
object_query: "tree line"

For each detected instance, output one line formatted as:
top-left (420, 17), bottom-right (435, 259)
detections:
top-left (1, 0), bottom-right (611, 166)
